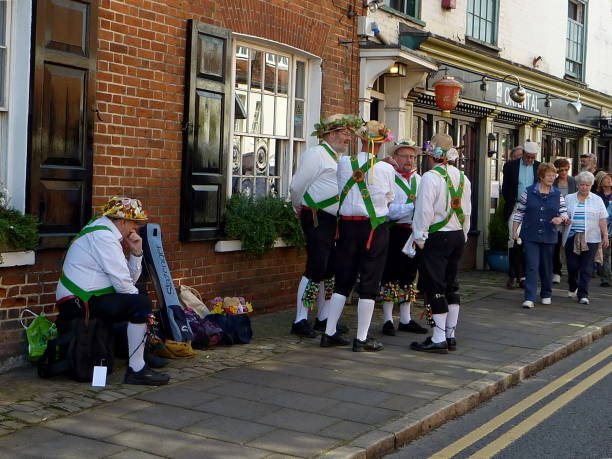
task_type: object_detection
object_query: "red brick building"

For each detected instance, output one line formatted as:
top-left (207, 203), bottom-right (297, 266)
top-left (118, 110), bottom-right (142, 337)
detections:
top-left (0, 0), bottom-right (361, 370)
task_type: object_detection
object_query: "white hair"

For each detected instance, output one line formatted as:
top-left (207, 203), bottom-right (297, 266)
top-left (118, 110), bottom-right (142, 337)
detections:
top-left (575, 171), bottom-right (595, 185)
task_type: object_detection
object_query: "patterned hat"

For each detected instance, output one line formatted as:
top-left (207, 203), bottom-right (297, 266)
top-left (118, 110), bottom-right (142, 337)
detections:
top-left (388, 139), bottom-right (420, 155)
top-left (101, 197), bottom-right (148, 221)
top-left (354, 120), bottom-right (394, 143)
top-left (425, 133), bottom-right (458, 160)
top-left (311, 114), bottom-right (363, 138)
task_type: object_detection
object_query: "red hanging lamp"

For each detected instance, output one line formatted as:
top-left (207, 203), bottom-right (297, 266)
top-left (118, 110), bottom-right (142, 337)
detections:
top-left (433, 76), bottom-right (463, 118)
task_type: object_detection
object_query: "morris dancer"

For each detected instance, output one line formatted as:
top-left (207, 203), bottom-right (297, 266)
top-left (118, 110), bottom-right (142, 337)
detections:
top-left (56, 197), bottom-right (170, 385)
top-left (380, 140), bottom-right (428, 336)
top-left (405, 134), bottom-right (472, 354)
top-left (289, 114), bottom-right (361, 338)
top-left (321, 120), bottom-right (395, 352)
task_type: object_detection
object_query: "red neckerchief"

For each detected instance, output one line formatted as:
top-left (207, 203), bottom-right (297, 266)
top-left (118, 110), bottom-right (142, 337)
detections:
top-left (397, 170), bottom-right (414, 180)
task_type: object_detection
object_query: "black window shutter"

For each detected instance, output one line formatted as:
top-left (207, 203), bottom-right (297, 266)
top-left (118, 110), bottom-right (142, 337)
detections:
top-left (180, 20), bottom-right (232, 242)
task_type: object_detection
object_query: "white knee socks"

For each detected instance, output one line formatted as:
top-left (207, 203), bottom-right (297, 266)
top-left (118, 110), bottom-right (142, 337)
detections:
top-left (399, 301), bottom-right (412, 324)
top-left (357, 298), bottom-right (375, 341)
top-left (127, 322), bottom-right (147, 372)
top-left (382, 301), bottom-right (394, 323)
top-left (432, 313), bottom-right (447, 344)
top-left (446, 304), bottom-right (460, 339)
top-left (316, 281), bottom-right (329, 321)
top-left (325, 293), bottom-right (347, 336)
top-left (294, 276), bottom-right (309, 323)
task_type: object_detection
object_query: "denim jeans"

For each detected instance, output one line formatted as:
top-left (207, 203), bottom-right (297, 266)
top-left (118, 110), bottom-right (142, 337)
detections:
top-left (565, 235), bottom-right (598, 300)
top-left (599, 237), bottom-right (611, 284)
top-left (523, 241), bottom-right (554, 302)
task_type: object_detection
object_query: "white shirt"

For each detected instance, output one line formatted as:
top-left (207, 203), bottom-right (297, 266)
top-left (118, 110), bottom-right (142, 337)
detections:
top-left (56, 216), bottom-right (143, 300)
top-left (388, 171), bottom-right (421, 224)
top-left (289, 142), bottom-right (340, 216)
top-left (562, 192), bottom-right (608, 245)
top-left (337, 152), bottom-right (395, 218)
top-left (412, 164), bottom-right (472, 241)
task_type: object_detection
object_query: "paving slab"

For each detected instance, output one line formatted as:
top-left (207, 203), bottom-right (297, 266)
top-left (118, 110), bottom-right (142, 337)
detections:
top-left (0, 270), bottom-right (609, 458)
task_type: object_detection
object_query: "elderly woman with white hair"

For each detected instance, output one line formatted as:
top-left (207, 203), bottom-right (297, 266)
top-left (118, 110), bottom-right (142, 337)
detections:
top-left (562, 171), bottom-right (610, 304)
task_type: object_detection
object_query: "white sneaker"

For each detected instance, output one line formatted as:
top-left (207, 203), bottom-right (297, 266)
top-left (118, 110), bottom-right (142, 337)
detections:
top-left (552, 274), bottom-right (561, 284)
top-left (541, 297), bottom-right (552, 305)
top-left (579, 297), bottom-right (590, 305)
top-left (568, 290), bottom-right (577, 298)
top-left (522, 300), bottom-right (535, 309)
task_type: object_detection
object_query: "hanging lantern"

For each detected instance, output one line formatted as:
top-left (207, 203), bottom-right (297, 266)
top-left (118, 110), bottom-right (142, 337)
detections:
top-left (433, 76), bottom-right (463, 118)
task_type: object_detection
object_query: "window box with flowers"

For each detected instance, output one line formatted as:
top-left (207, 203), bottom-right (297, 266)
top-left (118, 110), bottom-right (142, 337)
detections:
top-left (0, 187), bottom-right (38, 267)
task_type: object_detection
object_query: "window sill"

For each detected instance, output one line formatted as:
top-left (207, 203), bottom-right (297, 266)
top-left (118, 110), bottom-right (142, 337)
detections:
top-left (214, 238), bottom-right (292, 253)
top-left (0, 250), bottom-right (35, 268)
top-left (464, 36), bottom-right (501, 53)
top-left (563, 74), bottom-right (586, 86)
top-left (379, 6), bottom-right (426, 27)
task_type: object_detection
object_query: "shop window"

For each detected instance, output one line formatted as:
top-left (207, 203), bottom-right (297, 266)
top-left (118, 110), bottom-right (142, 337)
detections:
top-left (232, 44), bottom-right (307, 198)
top-left (386, 0), bottom-right (420, 19)
top-left (566, 0), bottom-right (586, 80)
top-left (466, 0), bottom-right (498, 45)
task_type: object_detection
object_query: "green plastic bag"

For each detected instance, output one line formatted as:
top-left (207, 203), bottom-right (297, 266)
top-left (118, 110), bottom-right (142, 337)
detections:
top-left (19, 309), bottom-right (58, 362)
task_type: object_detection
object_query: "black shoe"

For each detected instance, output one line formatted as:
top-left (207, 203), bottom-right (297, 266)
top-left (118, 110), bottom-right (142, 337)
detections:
top-left (382, 320), bottom-right (396, 336)
top-left (291, 319), bottom-right (317, 338)
top-left (320, 332), bottom-right (351, 347)
top-left (313, 318), bottom-right (349, 334)
top-left (145, 351), bottom-right (168, 369)
top-left (410, 337), bottom-right (448, 354)
top-left (446, 338), bottom-right (457, 351)
top-left (601, 282), bottom-right (610, 287)
top-left (353, 337), bottom-right (384, 352)
top-left (397, 320), bottom-right (428, 334)
top-left (124, 365), bottom-right (170, 386)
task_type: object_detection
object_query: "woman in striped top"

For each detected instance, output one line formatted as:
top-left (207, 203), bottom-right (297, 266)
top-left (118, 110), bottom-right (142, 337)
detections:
top-left (562, 171), bottom-right (610, 305)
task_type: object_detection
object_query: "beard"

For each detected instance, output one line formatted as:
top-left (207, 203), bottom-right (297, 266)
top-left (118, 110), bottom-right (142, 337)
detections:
top-left (580, 164), bottom-right (590, 172)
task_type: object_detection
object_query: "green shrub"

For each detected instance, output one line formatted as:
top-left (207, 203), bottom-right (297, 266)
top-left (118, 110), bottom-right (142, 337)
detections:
top-left (224, 194), bottom-right (305, 258)
top-left (488, 196), bottom-right (509, 252)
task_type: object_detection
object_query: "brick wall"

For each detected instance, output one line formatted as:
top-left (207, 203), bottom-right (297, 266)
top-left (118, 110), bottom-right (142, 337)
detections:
top-left (0, 0), bottom-right (360, 371)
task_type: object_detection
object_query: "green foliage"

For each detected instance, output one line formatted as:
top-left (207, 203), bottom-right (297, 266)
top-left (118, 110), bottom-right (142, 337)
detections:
top-left (488, 196), bottom-right (509, 252)
top-left (224, 194), bottom-right (305, 258)
top-left (0, 194), bottom-right (39, 252)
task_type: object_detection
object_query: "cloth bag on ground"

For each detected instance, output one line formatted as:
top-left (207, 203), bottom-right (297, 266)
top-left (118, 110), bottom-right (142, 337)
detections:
top-left (183, 306), bottom-right (222, 348)
top-left (204, 313), bottom-right (253, 345)
top-left (178, 285), bottom-right (211, 318)
top-left (20, 309), bottom-right (58, 362)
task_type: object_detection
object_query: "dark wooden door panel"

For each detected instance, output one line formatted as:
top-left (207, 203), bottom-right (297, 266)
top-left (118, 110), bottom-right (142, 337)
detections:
top-left (29, 0), bottom-right (97, 248)
top-left (194, 90), bottom-right (223, 172)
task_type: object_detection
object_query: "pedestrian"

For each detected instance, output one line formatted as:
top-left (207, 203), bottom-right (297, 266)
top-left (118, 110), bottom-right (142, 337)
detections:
top-left (578, 153), bottom-right (606, 192)
top-left (501, 141), bottom-right (540, 288)
top-left (562, 172), bottom-right (610, 304)
top-left (512, 162), bottom-right (569, 309)
top-left (406, 133), bottom-right (472, 354)
top-left (596, 173), bottom-right (612, 287)
top-left (380, 140), bottom-right (428, 336)
top-left (322, 120), bottom-right (395, 352)
top-left (510, 145), bottom-right (524, 161)
top-left (551, 158), bottom-right (576, 284)
top-left (288, 114), bottom-right (362, 338)
top-left (56, 197), bottom-right (170, 386)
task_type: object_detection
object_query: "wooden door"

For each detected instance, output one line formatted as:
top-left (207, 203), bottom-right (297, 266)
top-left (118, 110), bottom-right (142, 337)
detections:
top-left (29, 0), bottom-right (97, 248)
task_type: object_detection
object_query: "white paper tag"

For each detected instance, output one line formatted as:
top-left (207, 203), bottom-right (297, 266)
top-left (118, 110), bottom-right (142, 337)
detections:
top-left (92, 366), bottom-right (107, 387)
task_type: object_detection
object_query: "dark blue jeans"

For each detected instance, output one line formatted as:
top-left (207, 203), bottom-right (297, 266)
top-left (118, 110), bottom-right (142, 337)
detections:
top-left (565, 235), bottom-right (598, 300)
top-left (523, 241), bottom-right (554, 302)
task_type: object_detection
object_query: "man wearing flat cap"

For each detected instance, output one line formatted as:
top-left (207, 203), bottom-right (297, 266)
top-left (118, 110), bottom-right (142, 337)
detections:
top-left (289, 114), bottom-right (362, 339)
top-left (56, 197), bottom-right (169, 386)
top-left (379, 140), bottom-right (428, 337)
top-left (579, 153), bottom-right (606, 192)
top-left (405, 133), bottom-right (472, 354)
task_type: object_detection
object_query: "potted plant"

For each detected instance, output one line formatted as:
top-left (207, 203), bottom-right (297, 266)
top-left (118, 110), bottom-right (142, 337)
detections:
top-left (0, 186), bottom-right (39, 265)
top-left (486, 196), bottom-right (510, 272)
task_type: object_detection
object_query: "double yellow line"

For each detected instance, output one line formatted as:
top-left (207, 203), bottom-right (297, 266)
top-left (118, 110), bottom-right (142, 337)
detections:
top-left (428, 346), bottom-right (612, 459)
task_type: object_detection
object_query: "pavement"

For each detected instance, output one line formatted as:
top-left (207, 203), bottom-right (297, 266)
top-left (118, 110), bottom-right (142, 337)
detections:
top-left (0, 270), bottom-right (610, 458)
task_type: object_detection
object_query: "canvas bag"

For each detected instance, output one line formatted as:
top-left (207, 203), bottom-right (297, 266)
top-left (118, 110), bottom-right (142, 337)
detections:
top-left (204, 313), bottom-right (253, 345)
top-left (178, 285), bottom-right (210, 318)
top-left (20, 309), bottom-right (58, 362)
top-left (183, 306), bottom-right (223, 348)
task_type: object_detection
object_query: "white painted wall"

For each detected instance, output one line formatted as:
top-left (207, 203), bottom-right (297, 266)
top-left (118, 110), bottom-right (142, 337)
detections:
top-left (584, 0), bottom-right (612, 95)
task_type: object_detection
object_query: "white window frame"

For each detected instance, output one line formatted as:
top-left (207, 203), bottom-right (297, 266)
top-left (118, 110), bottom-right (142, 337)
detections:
top-left (228, 35), bottom-right (322, 199)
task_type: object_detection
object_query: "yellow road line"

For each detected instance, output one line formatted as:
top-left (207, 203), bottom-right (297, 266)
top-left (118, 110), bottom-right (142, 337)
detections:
top-left (469, 360), bottom-right (612, 458)
top-left (428, 346), bottom-right (611, 459)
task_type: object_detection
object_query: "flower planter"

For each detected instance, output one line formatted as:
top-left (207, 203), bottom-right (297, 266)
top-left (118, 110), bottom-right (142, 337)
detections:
top-left (214, 238), bottom-right (290, 253)
top-left (0, 250), bottom-right (35, 268)
top-left (486, 250), bottom-right (509, 272)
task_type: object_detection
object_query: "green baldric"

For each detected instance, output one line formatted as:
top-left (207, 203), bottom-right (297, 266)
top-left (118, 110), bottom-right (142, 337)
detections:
top-left (338, 155), bottom-right (386, 248)
top-left (303, 143), bottom-right (340, 226)
top-left (428, 165), bottom-right (465, 233)
top-left (394, 174), bottom-right (417, 204)
top-left (60, 225), bottom-right (116, 303)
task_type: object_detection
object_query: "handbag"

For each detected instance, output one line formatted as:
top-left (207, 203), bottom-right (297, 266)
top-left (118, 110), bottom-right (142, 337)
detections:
top-left (179, 285), bottom-right (211, 318)
top-left (20, 309), bottom-right (58, 362)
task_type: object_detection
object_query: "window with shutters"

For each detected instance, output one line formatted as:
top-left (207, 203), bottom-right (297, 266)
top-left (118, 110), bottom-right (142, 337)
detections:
top-left (466, 0), bottom-right (499, 45)
top-left (566, 0), bottom-right (587, 80)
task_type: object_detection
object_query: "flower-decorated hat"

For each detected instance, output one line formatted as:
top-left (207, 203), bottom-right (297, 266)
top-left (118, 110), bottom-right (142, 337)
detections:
top-left (101, 197), bottom-right (148, 221)
top-left (424, 133), bottom-right (459, 161)
top-left (388, 139), bottom-right (420, 155)
top-left (311, 114), bottom-right (363, 138)
top-left (354, 120), bottom-right (394, 143)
